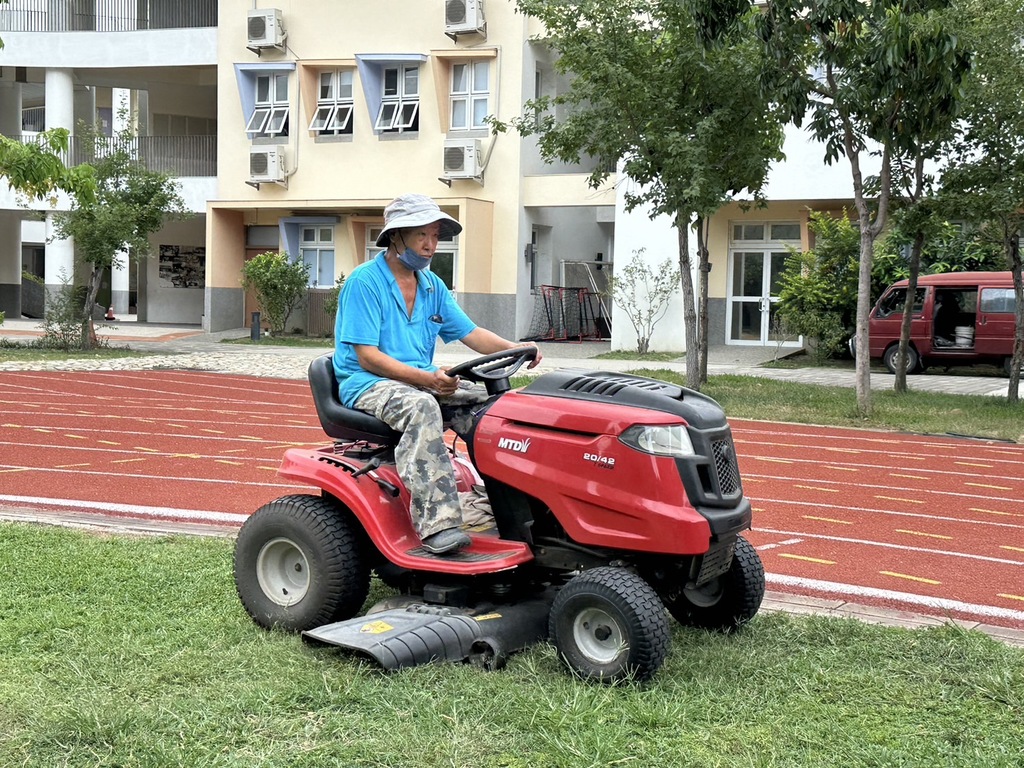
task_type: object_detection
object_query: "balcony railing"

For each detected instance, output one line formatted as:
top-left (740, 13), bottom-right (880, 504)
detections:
top-left (7, 133), bottom-right (217, 178)
top-left (0, 0), bottom-right (217, 32)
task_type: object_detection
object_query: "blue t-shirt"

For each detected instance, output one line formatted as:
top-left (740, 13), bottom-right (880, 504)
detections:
top-left (333, 252), bottom-right (477, 408)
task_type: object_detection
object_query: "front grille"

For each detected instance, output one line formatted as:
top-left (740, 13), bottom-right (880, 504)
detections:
top-left (711, 439), bottom-right (740, 496)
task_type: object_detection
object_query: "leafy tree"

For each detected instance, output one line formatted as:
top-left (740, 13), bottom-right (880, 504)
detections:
top-left (777, 212), bottom-right (859, 363)
top-left (494, 0), bottom-right (785, 390)
top-left (937, 0), bottom-right (1024, 402)
top-left (758, 0), bottom-right (971, 415)
top-left (605, 249), bottom-right (682, 355)
top-left (0, 129), bottom-right (96, 205)
top-left (51, 119), bottom-right (185, 348)
top-left (240, 252), bottom-right (309, 336)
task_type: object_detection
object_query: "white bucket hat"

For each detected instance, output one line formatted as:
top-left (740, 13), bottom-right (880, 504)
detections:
top-left (375, 193), bottom-right (463, 248)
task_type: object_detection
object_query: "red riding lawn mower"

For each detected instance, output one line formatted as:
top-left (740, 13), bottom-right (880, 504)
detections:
top-left (234, 349), bottom-right (765, 683)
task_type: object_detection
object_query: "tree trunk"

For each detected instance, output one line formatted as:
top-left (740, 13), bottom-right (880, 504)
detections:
top-left (696, 215), bottom-right (711, 386)
top-left (79, 265), bottom-right (105, 350)
top-left (1008, 232), bottom-right (1022, 405)
top-left (893, 232), bottom-right (925, 394)
top-left (844, 128), bottom-right (890, 418)
top-left (676, 216), bottom-right (700, 391)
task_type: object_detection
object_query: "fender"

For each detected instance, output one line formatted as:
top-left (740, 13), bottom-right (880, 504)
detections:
top-left (277, 448), bottom-right (532, 574)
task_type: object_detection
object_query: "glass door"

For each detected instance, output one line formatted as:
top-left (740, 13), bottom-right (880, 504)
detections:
top-left (728, 250), bottom-right (792, 345)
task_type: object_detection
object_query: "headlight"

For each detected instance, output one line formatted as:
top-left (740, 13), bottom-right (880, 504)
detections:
top-left (620, 424), bottom-right (695, 457)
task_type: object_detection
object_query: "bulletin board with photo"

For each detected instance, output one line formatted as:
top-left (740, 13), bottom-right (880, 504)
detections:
top-left (158, 245), bottom-right (206, 288)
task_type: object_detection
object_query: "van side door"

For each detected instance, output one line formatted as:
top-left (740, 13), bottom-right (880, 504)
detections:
top-left (976, 287), bottom-right (1015, 357)
top-left (869, 286), bottom-right (928, 358)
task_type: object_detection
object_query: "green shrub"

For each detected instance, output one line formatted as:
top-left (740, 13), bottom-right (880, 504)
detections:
top-left (777, 212), bottom-right (859, 360)
top-left (322, 273), bottom-right (347, 323)
top-left (240, 252), bottom-right (309, 335)
top-left (38, 272), bottom-right (95, 350)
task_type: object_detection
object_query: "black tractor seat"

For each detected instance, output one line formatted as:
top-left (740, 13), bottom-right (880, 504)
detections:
top-left (308, 354), bottom-right (401, 445)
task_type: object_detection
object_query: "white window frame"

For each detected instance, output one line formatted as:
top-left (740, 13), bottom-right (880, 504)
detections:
top-left (450, 60), bottom-right (490, 131)
top-left (309, 69), bottom-right (354, 135)
top-left (365, 224), bottom-right (459, 289)
top-left (247, 73), bottom-right (290, 137)
top-left (300, 226), bottom-right (335, 288)
top-left (375, 65), bottom-right (419, 133)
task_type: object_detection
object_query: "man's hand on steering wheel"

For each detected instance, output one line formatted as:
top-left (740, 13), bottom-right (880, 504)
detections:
top-left (427, 367), bottom-right (460, 396)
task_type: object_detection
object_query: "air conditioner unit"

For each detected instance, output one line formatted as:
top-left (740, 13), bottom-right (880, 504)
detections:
top-left (249, 145), bottom-right (286, 184)
top-left (247, 8), bottom-right (286, 48)
top-left (442, 139), bottom-right (482, 179)
top-left (445, 0), bottom-right (485, 36)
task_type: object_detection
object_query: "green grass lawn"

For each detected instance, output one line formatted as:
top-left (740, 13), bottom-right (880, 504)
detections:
top-left (1, 523), bottom-right (1022, 767)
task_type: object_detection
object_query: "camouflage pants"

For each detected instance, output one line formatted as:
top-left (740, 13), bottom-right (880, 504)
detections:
top-left (354, 379), bottom-right (490, 539)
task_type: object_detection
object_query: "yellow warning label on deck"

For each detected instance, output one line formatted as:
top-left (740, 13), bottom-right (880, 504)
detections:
top-left (359, 620), bottom-right (394, 634)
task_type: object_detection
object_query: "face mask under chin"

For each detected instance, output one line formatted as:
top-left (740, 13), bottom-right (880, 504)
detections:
top-left (397, 247), bottom-right (431, 271)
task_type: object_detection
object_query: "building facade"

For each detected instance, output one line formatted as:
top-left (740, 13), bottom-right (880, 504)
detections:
top-left (0, 0), bottom-right (217, 322)
top-left (2, 0), bottom-right (868, 352)
top-left (205, 0), bottom-right (614, 341)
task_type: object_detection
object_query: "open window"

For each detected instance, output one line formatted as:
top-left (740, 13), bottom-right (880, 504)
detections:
top-left (235, 63), bottom-right (295, 140)
top-left (308, 69), bottom-right (355, 135)
top-left (355, 54), bottom-right (427, 137)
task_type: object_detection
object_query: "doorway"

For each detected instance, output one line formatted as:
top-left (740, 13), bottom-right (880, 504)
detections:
top-left (727, 249), bottom-right (790, 345)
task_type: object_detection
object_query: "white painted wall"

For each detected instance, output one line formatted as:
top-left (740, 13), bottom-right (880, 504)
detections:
top-left (611, 174), bottom-right (692, 354)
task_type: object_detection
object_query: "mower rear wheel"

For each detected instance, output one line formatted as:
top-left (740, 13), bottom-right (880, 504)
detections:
top-left (664, 535), bottom-right (765, 632)
top-left (234, 494), bottom-right (370, 633)
top-left (549, 567), bottom-right (670, 683)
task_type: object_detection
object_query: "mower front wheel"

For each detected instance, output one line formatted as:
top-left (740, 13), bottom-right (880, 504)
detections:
top-left (234, 494), bottom-right (371, 633)
top-left (549, 567), bottom-right (670, 683)
top-left (665, 535), bottom-right (765, 632)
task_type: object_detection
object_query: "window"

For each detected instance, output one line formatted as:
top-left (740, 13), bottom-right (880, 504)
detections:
top-left (300, 226), bottom-right (335, 288)
top-left (732, 223), bottom-right (765, 242)
top-left (450, 61), bottom-right (490, 130)
top-left (980, 288), bottom-right (1015, 314)
top-left (731, 222), bottom-right (802, 243)
top-left (876, 288), bottom-right (926, 318)
top-left (309, 69), bottom-right (354, 136)
top-left (246, 73), bottom-right (290, 138)
top-left (375, 65), bottom-right (419, 133)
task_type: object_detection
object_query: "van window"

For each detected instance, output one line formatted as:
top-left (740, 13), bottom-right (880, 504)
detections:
top-left (876, 288), bottom-right (925, 317)
top-left (980, 288), bottom-right (1016, 314)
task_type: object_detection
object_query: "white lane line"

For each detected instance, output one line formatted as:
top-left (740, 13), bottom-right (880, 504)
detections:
top-left (747, 473), bottom-right (1024, 506)
top-left (758, 527), bottom-right (1024, 567)
top-left (753, 497), bottom-right (1024, 529)
top-left (756, 537), bottom-right (804, 552)
top-left (0, 495), bottom-right (249, 525)
top-left (766, 573), bottom-right (1024, 624)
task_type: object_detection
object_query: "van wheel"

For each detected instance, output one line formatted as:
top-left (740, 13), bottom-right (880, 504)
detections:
top-left (883, 345), bottom-right (921, 375)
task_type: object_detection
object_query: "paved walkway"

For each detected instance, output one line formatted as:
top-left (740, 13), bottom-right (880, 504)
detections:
top-left (2, 317), bottom-right (1022, 647)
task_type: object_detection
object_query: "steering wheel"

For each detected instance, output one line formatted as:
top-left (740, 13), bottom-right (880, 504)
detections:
top-left (445, 346), bottom-right (539, 396)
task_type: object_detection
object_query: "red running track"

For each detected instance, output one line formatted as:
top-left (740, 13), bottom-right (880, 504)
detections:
top-left (1, 370), bottom-right (1022, 629)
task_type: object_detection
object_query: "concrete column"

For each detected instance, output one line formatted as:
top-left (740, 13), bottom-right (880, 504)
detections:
top-left (0, 83), bottom-right (24, 317)
top-left (0, 81), bottom-right (23, 135)
top-left (43, 69), bottom-right (76, 303)
top-left (110, 249), bottom-right (130, 315)
top-left (44, 69), bottom-right (75, 130)
top-left (0, 212), bottom-right (22, 318)
top-left (44, 212), bottom-right (75, 295)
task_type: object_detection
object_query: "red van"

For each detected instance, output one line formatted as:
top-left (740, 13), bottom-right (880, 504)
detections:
top-left (868, 272), bottom-right (1019, 374)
